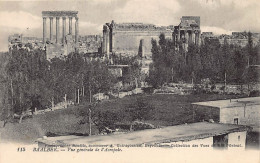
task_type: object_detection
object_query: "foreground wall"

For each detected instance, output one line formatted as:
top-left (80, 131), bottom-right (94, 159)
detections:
top-left (220, 105), bottom-right (260, 128)
top-left (228, 131), bottom-right (247, 149)
top-left (160, 131), bottom-right (247, 150)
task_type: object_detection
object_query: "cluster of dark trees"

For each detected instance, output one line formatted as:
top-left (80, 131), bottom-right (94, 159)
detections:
top-left (0, 46), bottom-right (115, 124)
top-left (147, 33), bottom-right (260, 88)
top-left (110, 53), bottom-right (142, 89)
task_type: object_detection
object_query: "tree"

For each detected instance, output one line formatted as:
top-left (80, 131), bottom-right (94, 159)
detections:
top-left (6, 48), bottom-right (33, 123)
top-left (148, 34), bottom-right (177, 87)
top-left (0, 52), bottom-right (12, 126)
top-left (232, 48), bottom-right (247, 84)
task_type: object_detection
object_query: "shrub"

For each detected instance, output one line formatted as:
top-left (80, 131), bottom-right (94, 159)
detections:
top-left (210, 84), bottom-right (216, 91)
top-left (249, 90), bottom-right (260, 97)
top-left (142, 87), bottom-right (154, 94)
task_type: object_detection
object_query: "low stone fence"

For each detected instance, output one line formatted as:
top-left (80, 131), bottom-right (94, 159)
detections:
top-left (154, 83), bottom-right (193, 95)
top-left (110, 88), bottom-right (144, 99)
top-left (34, 101), bottom-right (74, 115)
top-left (213, 84), bottom-right (260, 95)
top-left (154, 83), bottom-right (260, 95)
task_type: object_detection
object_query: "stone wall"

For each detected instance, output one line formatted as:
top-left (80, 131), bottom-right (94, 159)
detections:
top-left (228, 131), bottom-right (247, 149)
top-left (202, 32), bottom-right (260, 47)
top-left (103, 21), bottom-right (174, 58)
top-left (112, 30), bottom-right (172, 57)
top-left (46, 43), bottom-right (75, 60)
top-left (220, 105), bottom-right (260, 127)
top-left (46, 35), bottom-right (76, 60)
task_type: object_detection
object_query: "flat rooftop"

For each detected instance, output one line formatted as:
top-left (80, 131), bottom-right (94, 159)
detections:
top-left (37, 122), bottom-right (251, 146)
top-left (192, 96), bottom-right (260, 109)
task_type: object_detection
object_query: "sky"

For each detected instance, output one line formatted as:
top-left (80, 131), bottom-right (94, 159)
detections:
top-left (0, 0), bottom-right (259, 52)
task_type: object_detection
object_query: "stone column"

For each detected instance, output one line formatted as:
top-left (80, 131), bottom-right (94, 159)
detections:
top-left (102, 25), bottom-right (107, 54)
top-left (185, 30), bottom-right (189, 44)
top-left (43, 17), bottom-right (46, 43)
top-left (188, 32), bottom-right (191, 44)
top-left (177, 27), bottom-right (180, 41)
top-left (141, 39), bottom-right (145, 57)
top-left (172, 32), bottom-right (176, 46)
top-left (198, 30), bottom-right (201, 46)
top-left (49, 17), bottom-right (53, 42)
top-left (106, 27), bottom-right (110, 58)
top-left (75, 17), bottom-right (79, 43)
top-left (62, 17), bottom-right (66, 44)
top-left (195, 31), bottom-right (199, 45)
top-left (111, 32), bottom-right (114, 53)
top-left (192, 30), bottom-right (196, 44)
top-left (184, 30), bottom-right (189, 51)
top-left (69, 17), bottom-right (72, 35)
top-left (56, 17), bottom-right (60, 44)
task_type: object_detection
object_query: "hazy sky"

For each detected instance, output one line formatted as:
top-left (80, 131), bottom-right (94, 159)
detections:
top-left (0, 0), bottom-right (259, 51)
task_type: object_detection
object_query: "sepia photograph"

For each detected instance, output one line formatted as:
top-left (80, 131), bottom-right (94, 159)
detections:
top-left (0, 0), bottom-right (259, 162)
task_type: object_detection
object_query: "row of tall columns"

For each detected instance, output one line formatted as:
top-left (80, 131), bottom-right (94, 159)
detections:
top-left (43, 16), bottom-right (78, 44)
top-left (173, 30), bottom-right (201, 46)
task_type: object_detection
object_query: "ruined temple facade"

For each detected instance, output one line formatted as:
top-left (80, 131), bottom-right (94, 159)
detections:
top-left (42, 11), bottom-right (79, 60)
top-left (102, 17), bottom-right (201, 59)
top-left (202, 32), bottom-right (260, 47)
top-left (173, 16), bottom-right (201, 51)
top-left (102, 20), bottom-right (174, 59)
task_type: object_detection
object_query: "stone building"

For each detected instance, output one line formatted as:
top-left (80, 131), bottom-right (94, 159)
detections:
top-left (8, 34), bottom-right (41, 46)
top-left (201, 32), bottom-right (260, 47)
top-left (218, 32), bottom-right (260, 47)
top-left (173, 16), bottom-right (201, 51)
top-left (192, 97), bottom-right (260, 131)
top-left (8, 34), bottom-right (23, 44)
top-left (102, 20), bottom-right (174, 59)
top-left (79, 35), bottom-right (102, 43)
top-left (37, 122), bottom-right (251, 150)
top-left (78, 35), bottom-right (102, 54)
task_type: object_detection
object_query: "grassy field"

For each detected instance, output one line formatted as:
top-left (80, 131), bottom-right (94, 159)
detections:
top-left (94, 93), bottom-right (245, 126)
top-left (0, 93), bottom-right (246, 144)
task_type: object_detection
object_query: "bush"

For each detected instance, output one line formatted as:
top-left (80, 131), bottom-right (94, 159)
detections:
top-left (142, 87), bottom-right (154, 94)
top-left (249, 90), bottom-right (260, 97)
top-left (210, 85), bottom-right (216, 91)
top-left (192, 85), bottom-right (204, 94)
top-left (220, 86), bottom-right (225, 91)
top-left (131, 121), bottom-right (155, 131)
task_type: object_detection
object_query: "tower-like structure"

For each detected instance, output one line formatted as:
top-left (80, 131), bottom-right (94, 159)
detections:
top-left (173, 16), bottom-right (201, 51)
